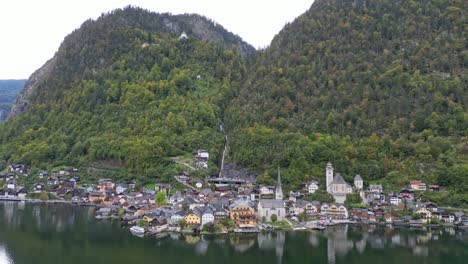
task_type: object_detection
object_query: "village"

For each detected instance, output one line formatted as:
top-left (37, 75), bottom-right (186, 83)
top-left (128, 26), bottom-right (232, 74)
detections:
top-left (1, 154), bottom-right (467, 237)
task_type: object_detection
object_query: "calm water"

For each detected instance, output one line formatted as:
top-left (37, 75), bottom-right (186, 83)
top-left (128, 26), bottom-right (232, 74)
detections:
top-left (0, 202), bottom-right (466, 264)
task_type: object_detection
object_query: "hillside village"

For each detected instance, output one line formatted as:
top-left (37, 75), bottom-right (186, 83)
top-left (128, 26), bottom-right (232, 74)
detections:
top-left (1, 159), bottom-right (467, 234)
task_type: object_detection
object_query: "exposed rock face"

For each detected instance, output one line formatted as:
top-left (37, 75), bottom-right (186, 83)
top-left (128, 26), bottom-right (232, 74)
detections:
top-left (162, 15), bottom-right (255, 55)
top-left (8, 56), bottom-right (57, 119)
top-left (219, 162), bottom-right (258, 183)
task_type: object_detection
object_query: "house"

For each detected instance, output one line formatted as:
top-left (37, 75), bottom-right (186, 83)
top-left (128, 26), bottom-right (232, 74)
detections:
top-left (399, 189), bottom-right (414, 200)
top-left (293, 200), bottom-right (319, 216)
top-left (47, 177), bottom-right (59, 186)
top-left (116, 184), bottom-right (128, 195)
top-left (200, 207), bottom-right (215, 226)
top-left (127, 179), bottom-right (136, 190)
top-left (439, 211), bottom-right (455, 223)
top-left (155, 183), bottom-right (172, 195)
top-left (194, 149), bottom-right (209, 169)
top-left (213, 206), bottom-right (229, 220)
top-left (170, 211), bottom-right (186, 225)
top-left (410, 180), bottom-right (426, 191)
top-left (9, 164), bottom-right (26, 174)
top-left (354, 175), bottom-right (363, 190)
top-left (176, 172), bottom-right (191, 182)
top-left (183, 211), bottom-right (201, 226)
top-left (230, 199), bottom-right (256, 228)
top-left (179, 31), bottom-right (188, 39)
top-left (423, 202), bottom-right (438, 212)
top-left (6, 180), bottom-right (16, 190)
top-left (306, 180), bottom-right (319, 194)
top-left (98, 179), bottom-right (115, 192)
top-left (326, 204), bottom-right (348, 220)
top-left (428, 185), bottom-right (440, 191)
top-left (88, 192), bottom-right (105, 203)
top-left (416, 207), bottom-right (432, 222)
top-left (259, 185), bottom-right (275, 196)
top-left (34, 183), bottom-right (45, 193)
top-left (389, 195), bottom-right (402, 205)
top-left (169, 192), bottom-right (185, 205)
top-left (369, 184), bottom-right (383, 193)
top-left (38, 170), bottom-right (49, 179)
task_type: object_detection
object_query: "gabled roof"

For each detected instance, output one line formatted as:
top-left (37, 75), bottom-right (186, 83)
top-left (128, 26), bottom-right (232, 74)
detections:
top-left (259, 199), bottom-right (284, 209)
top-left (331, 173), bottom-right (346, 184)
top-left (354, 175), bottom-right (363, 181)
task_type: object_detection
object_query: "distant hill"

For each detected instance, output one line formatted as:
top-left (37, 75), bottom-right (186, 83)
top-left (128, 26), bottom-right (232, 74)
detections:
top-left (0, 79), bottom-right (26, 122)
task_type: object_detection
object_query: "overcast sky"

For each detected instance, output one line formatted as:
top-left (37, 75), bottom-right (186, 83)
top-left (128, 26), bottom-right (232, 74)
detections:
top-left (0, 0), bottom-right (313, 79)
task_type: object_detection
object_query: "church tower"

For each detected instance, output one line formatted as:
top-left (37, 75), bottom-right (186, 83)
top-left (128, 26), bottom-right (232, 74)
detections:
top-left (326, 162), bottom-right (334, 193)
top-left (275, 167), bottom-right (283, 200)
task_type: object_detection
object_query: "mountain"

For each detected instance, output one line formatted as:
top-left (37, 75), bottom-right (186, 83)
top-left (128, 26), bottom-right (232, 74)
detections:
top-left (1, 1), bottom-right (466, 206)
top-left (8, 7), bottom-right (254, 119)
top-left (0, 80), bottom-right (26, 122)
top-left (224, 0), bottom-right (466, 205)
top-left (1, 6), bottom-right (250, 182)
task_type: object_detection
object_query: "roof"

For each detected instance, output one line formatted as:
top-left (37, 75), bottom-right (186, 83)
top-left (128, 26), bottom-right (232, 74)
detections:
top-left (410, 180), bottom-right (422, 184)
top-left (331, 173), bottom-right (346, 184)
top-left (354, 175), bottom-right (363, 181)
top-left (295, 200), bottom-right (312, 208)
top-left (259, 199), bottom-right (284, 209)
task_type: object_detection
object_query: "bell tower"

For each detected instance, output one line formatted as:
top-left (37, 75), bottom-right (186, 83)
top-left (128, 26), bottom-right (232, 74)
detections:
top-left (326, 162), bottom-right (334, 193)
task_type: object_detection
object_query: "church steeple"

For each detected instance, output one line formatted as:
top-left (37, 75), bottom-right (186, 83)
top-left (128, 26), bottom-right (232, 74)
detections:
top-left (276, 167), bottom-right (283, 200)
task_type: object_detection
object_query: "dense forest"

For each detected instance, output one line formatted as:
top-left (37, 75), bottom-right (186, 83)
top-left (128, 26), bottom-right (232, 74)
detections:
top-left (0, 80), bottom-right (26, 122)
top-left (0, 1), bottom-right (466, 206)
top-left (226, 0), bottom-right (467, 206)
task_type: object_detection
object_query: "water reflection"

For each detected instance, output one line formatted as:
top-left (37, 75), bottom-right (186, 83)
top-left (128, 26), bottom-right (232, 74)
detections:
top-left (230, 235), bottom-right (255, 253)
top-left (0, 202), bottom-right (466, 264)
top-left (0, 245), bottom-right (13, 264)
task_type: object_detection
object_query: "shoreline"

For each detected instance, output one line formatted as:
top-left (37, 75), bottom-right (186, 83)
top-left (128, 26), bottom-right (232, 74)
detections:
top-left (1, 199), bottom-right (466, 237)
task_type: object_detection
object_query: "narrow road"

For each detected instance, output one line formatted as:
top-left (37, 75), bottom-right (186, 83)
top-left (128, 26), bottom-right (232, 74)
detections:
top-left (174, 176), bottom-right (196, 190)
top-left (170, 157), bottom-right (197, 171)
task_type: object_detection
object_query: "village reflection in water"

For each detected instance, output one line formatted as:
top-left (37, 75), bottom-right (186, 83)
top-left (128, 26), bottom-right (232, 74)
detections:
top-left (0, 202), bottom-right (466, 264)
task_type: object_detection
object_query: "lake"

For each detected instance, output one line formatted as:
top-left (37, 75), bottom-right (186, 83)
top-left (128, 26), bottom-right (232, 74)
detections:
top-left (0, 201), bottom-right (466, 264)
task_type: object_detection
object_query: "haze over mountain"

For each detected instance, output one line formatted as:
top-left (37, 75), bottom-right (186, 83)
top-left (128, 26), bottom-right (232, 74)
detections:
top-left (0, 80), bottom-right (26, 122)
top-left (1, 0), bottom-right (466, 206)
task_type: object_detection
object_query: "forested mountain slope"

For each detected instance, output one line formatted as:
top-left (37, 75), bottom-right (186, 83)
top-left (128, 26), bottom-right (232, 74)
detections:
top-left (1, 1), bottom-right (466, 205)
top-left (225, 0), bottom-right (467, 204)
top-left (1, 7), bottom-right (250, 182)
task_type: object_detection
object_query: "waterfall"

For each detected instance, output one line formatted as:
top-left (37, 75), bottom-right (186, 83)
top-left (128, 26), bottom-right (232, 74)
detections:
top-left (219, 124), bottom-right (227, 178)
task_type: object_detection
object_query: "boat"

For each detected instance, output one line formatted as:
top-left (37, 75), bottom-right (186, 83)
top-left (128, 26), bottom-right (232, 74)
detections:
top-left (130, 226), bottom-right (145, 236)
top-left (293, 226), bottom-right (307, 231)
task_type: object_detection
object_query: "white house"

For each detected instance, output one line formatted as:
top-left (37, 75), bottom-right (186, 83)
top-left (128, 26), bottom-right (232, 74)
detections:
top-left (369, 184), bottom-right (383, 193)
top-left (259, 185), bottom-right (275, 195)
top-left (6, 181), bottom-right (16, 190)
top-left (306, 180), bottom-right (319, 194)
top-left (116, 184), bottom-right (128, 195)
top-left (354, 175), bottom-right (363, 190)
top-left (170, 211), bottom-right (185, 225)
top-left (389, 195), bottom-right (402, 205)
top-left (201, 207), bottom-right (215, 226)
top-left (179, 31), bottom-right (188, 39)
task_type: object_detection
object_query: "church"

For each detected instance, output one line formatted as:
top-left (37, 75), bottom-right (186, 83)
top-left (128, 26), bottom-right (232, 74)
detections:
top-left (326, 162), bottom-right (362, 203)
top-left (258, 168), bottom-right (285, 222)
